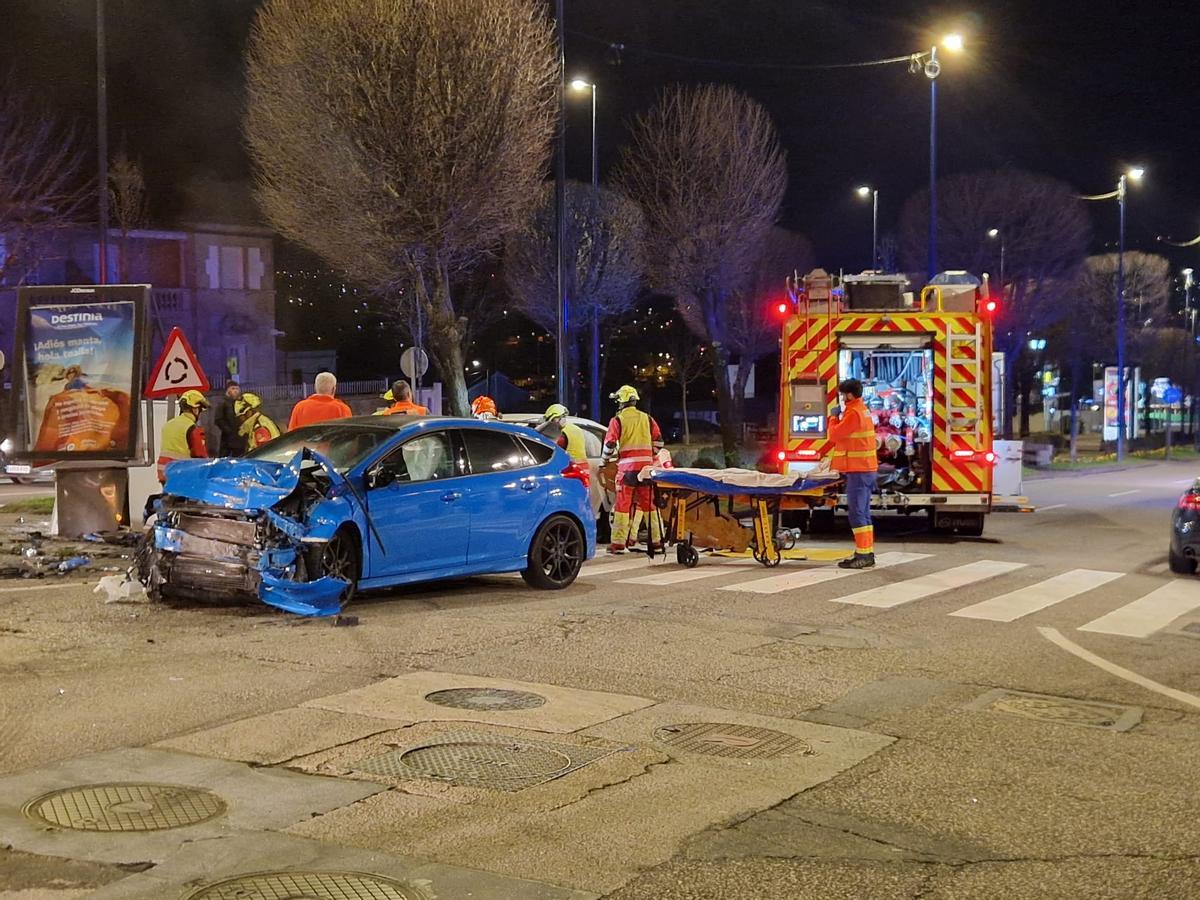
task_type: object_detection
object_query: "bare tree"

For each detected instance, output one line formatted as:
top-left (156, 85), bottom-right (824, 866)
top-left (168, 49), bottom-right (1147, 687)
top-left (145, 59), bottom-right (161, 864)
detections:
top-left (0, 80), bottom-right (90, 284)
top-left (900, 169), bottom-right (1090, 438)
top-left (667, 337), bottom-right (708, 444)
top-left (505, 180), bottom-right (645, 412)
top-left (617, 84), bottom-right (787, 464)
top-left (108, 149), bottom-right (147, 281)
top-left (245, 0), bottom-right (558, 415)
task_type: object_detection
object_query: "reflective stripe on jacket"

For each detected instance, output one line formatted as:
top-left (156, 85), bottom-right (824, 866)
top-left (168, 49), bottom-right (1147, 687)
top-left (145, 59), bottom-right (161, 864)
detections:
top-left (604, 407), bottom-right (663, 472)
top-left (829, 397), bottom-right (879, 473)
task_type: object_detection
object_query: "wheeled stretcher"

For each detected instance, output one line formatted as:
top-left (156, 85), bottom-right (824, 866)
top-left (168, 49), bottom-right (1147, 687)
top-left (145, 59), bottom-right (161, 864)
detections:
top-left (643, 467), bottom-right (843, 568)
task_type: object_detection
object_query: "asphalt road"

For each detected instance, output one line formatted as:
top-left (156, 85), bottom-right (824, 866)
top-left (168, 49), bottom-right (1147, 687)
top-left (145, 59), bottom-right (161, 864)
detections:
top-left (1, 462), bottom-right (1197, 898)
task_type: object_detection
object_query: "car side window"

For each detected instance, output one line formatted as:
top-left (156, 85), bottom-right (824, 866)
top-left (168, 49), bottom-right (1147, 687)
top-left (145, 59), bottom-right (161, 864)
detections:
top-left (374, 432), bottom-right (455, 487)
top-left (461, 429), bottom-right (528, 474)
top-left (520, 438), bottom-right (555, 465)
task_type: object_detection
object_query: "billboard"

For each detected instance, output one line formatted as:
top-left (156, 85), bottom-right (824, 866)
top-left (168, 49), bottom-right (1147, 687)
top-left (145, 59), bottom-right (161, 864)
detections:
top-left (1102, 366), bottom-right (1139, 442)
top-left (12, 285), bottom-right (148, 461)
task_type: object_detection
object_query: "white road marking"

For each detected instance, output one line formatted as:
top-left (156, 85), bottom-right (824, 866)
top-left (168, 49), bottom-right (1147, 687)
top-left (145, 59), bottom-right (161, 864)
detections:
top-left (718, 552), bottom-right (931, 595)
top-left (1107, 490), bottom-right (1139, 498)
top-left (618, 558), bottom-right (761, 586)
top-left (950, 569), bottom-right (1123, 622)
top-left (1077, 581), bottom-right (1200, 638)
top-left (1038, 626), bottom-right (1200, 711)
top-left (832, 560), bottom-right (1027, 609)
top-left (1038, 503), bottom-right (1066, 512)
top-left (580, 556), bottom-right (665, 577)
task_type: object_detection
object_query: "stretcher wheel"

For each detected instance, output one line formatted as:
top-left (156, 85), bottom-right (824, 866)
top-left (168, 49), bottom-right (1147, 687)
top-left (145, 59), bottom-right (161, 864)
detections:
top-left (677, 544), bottom-right (699, 568)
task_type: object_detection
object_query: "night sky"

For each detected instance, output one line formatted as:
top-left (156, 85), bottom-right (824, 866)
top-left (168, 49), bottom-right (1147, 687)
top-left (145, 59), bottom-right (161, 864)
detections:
top-left (4, 0), bottom-right (1199, 272)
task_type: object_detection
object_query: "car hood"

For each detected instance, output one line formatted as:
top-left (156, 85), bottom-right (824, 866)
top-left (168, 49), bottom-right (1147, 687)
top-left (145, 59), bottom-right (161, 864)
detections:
top-left (163, 449), bottom-right (347, 510)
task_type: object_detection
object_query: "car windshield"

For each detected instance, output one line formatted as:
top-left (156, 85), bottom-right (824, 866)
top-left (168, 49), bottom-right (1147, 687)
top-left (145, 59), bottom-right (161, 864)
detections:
top-left (245, 424), bottom-right (396, 472)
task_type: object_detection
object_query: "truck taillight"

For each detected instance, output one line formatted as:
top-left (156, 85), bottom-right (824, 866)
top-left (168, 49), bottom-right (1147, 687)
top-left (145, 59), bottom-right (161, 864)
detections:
top-left (779, 449), bottom-right (820, 461)
top-left (952, 449), bottom-right (997, 465)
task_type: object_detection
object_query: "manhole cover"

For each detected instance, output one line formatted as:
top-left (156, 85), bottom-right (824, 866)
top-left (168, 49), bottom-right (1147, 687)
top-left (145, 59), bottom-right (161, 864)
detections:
top-left (967, 689), bottom-right (1141, 732)
top-left (352, 730), bottom-right (618, 791)
top-left (653, 723), bottom-right (812, 759)
top-left (424, 687), bottom-right (547, 711)
top-left (185, 869), bottom-right (421, 899)
top-left (24, 783), bottom-right (226, 832)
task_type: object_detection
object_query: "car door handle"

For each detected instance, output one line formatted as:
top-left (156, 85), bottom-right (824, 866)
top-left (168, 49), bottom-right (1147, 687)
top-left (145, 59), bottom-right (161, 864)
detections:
top-left (441, 491), bottom-right (462, 503)
top-left (520, 480), bottom-right (538, 492)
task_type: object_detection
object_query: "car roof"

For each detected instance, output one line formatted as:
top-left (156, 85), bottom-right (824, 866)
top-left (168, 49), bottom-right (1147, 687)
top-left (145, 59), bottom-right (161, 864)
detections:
top-left (332, 415), bottom-right (559, 444)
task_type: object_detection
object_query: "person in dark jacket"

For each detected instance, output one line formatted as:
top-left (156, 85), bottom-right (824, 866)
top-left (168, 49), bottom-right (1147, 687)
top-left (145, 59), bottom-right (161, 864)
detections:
top-left (216, 381), bottom-right (247, 456)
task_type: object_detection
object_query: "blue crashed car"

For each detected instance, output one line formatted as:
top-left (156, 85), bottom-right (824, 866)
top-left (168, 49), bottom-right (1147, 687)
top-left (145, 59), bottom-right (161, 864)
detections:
top-left (138, 417), bottom-right (596, 616)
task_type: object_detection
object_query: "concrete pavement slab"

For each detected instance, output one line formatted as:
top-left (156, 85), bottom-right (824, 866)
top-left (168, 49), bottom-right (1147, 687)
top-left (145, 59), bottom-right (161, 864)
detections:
top-left (86, 830), bottom-right (598, 900)
top-left (153, 706), bottom-right (397, 764)
top-left (0, 747), bottom-right (381, 865)
top-left (301, 670), bottom-right (654, 733)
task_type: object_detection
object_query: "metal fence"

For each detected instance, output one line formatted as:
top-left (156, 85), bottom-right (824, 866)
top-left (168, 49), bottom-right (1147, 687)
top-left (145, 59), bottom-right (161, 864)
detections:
top-left (231, 379), bottom-right (390, 401)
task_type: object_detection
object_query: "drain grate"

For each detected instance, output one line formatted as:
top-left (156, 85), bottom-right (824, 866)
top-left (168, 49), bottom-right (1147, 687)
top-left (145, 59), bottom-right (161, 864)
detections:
top-left (352, 730), bottom-right (618, 791)
top-left (967, 689), bottom-right (1142, 732)
top-left (24, 783), bottom-right (226, 832)
top-left (184, 869), bottom-right (422, 899)
top-left (424, 687), bottom-right (547, 711)
top-left (653, 723), bottom-right (812, 760)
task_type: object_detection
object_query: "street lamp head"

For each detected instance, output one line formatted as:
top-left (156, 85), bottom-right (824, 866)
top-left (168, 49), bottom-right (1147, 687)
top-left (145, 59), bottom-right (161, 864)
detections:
top-left (1127, 166), bottom-right (1146, 182)
top-left (1184, 267), bottom-right (1194, 276)
top-left (569, 77), bottom-right (593, 92)
top-left (942, 33), bottom-right (965, 53)
top-left (856, 185), bottom-right (872, 198)
top-left (987, 228), bottom-right (1000, 239)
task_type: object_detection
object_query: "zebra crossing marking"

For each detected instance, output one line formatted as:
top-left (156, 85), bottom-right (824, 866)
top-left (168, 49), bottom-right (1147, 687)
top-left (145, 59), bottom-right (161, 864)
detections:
top-left (618, 558), bottom-right (763, 586)
top-left (1077, 581), bottom-right (1200, 638)
top-left (831, 560), bottom-right (1027, 609)
top-left (950, 569), bottom-right (1124, 622)
top-left (717, 552), bottom-right (931, 595)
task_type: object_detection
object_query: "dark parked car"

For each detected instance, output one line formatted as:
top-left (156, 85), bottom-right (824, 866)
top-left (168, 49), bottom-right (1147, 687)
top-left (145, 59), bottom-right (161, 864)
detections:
top-left (138, 417), bottom-right (595, 616)
top-left (1170, 477), bottom-right (1200, 574)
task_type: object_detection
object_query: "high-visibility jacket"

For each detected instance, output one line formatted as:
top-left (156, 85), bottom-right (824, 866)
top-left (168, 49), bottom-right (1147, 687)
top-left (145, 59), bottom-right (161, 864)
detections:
top-left (240, 413), bottom-right (281, 451)
top-left (828, 397), bottom-right (879, 473)
top-left (557, 421), bottom-right (588, 462)
top-left (288, 394), bottom-right (352, 430)
top-left (603, 407), bottom-right (663, 474)
top-left (157, 411), bottom-right (207, 482)
top-left (382, 400), bottom-right (429, 416)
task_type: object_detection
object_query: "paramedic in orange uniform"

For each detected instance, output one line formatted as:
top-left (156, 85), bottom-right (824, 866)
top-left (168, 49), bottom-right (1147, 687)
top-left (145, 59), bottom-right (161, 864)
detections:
top-left (829, 378), bottom-right (879, 569)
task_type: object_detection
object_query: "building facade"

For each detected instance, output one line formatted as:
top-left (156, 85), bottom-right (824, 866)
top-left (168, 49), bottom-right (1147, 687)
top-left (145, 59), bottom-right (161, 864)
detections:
top-left (0, 223), bottom-right (278, 386)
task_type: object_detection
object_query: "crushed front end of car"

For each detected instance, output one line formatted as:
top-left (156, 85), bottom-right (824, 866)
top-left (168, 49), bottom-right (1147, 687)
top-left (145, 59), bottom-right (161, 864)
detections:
top-left (137, 449), bottom-right (359, 616)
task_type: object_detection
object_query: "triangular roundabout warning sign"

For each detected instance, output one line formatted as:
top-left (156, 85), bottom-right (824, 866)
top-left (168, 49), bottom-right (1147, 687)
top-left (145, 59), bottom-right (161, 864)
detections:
top-left (145, 327), bottom-right (210, 398)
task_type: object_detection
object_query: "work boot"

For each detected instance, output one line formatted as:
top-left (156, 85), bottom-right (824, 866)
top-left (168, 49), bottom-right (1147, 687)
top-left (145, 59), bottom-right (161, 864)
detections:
top-left (607, 544), bottom-right (626, 555)
top-left (837, 552), bottom-right (876, 570)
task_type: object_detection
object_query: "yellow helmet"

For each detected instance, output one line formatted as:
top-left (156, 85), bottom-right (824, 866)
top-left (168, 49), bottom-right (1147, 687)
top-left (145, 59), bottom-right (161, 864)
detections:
top-left (543, 403), bottom-right (569, 421)
top-left (234, 392), bottom-right (263, 416)
top-left (179, 389), bottom-right (209, 409)
top-left (610, 384), bottom-right (639, 404)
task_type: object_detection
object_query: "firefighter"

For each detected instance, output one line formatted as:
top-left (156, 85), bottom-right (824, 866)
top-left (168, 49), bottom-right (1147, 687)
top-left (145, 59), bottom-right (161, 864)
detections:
top-left (602, 385), bottom-right (663, 554)
top-left (379, 380), bottom-right (429, 415)
top-left (537, 403), bottom-right (587, 462)
top-left (471, 396), bottom-right (499, 420)
top-left (235, 392), bottom-right (281, 451)
top-left (157, 389), bottom-right (209, 483)
top-left (829, 378), bottom-right (878, 568)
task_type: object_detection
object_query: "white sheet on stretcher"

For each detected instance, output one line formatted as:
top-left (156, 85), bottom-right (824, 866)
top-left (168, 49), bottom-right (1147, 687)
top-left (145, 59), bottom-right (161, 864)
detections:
top-left (639, 466), bottom-right (837, 487)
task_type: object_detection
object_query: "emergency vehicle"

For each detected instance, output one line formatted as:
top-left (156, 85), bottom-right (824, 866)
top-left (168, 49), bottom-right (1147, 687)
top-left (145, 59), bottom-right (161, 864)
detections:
top-left (777, 269), bottom-right (997, 536)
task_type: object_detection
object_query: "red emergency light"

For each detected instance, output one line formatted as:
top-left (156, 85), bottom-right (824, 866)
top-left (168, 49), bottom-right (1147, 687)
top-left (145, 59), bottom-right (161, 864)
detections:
top-left (778, 449), bottom-right (821, 461)
top-left (982, 298), bottom-right (999, 314)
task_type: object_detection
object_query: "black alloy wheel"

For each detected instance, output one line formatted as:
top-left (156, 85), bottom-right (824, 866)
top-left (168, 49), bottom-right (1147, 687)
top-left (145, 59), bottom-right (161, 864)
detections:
top-left (522, 515), bottom-right (585, 589)
top-left (314, 528), bottom-right (360, 601)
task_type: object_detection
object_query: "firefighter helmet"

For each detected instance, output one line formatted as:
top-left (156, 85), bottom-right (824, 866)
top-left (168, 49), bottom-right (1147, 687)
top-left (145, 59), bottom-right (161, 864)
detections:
top-left (471, 396), bottom-right (499, 419)
top-left (610, 385), bottom-right (639, 404)
top-left (179, 389), bottom-right (210, 409)
top-left (234, 392), bottom-right (263, 417)
top-left (543, 403), bottom-right (569, 422)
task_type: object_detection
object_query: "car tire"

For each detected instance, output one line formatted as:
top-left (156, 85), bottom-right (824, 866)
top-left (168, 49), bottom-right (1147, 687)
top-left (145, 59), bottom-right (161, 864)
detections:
top-left (307, 527), bottom-right (361, 602)
top-left (522, 514), bottom-right (585, 590)
top-left (1168, 546), bottom-right (1197, 575)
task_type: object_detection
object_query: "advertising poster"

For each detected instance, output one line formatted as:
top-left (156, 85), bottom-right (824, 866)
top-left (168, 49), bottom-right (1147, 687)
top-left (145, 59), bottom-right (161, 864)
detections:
top-left (1102, 366), bottom-right (1139, 442)
top-left (14, 287), bottom-right (146, 460)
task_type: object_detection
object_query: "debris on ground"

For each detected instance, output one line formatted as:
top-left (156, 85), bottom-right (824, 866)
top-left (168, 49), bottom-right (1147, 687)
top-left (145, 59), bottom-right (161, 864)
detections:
top-left (94, 574), bottom-right (149, 604)
top-left (56, 556), bottom-right (90, 574)
top-left (333, 614), bottom-right (360, 627)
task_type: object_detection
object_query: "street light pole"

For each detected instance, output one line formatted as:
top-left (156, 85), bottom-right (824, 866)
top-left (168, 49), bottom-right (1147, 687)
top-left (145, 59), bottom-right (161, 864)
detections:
top-left (988, 228), bottom-right (1004, 291)
top-left (855, 186), bottom-right (878, 270)
top-left (96, 0), bottom-right (109, 284)
top-left (927, 47), bottom-right (938, 280)
top-left (1116, 173), bottom-right (1128, 461)
top-left (553, 0), bottom-right (567, 406)
top-left (572, 77), bottom-right (601, 418)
